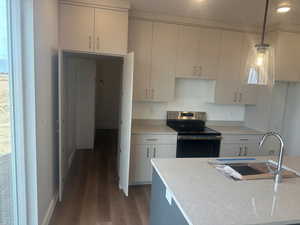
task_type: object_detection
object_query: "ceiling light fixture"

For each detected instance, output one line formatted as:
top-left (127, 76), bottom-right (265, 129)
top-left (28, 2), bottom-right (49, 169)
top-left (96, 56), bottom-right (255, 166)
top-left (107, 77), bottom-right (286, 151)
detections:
top-left (245, 0), bottom-right (274, 86)
top-left (277, 6), bottom-right (291, 13)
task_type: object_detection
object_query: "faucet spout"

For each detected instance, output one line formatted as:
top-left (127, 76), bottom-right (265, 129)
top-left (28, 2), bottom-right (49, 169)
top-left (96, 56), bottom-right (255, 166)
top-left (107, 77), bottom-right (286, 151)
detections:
top-left (259, 131), bottom-right (285, 183)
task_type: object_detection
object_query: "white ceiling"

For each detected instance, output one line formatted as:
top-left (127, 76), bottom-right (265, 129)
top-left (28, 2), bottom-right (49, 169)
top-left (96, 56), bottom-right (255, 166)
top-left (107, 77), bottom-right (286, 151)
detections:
top-left (129, 0), bottom-right (300, 26)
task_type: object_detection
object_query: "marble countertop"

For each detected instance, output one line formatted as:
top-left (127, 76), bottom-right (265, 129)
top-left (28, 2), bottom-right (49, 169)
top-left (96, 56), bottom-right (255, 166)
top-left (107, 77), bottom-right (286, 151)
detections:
top-left (131, 119), bottom-right (264, 135)
top-left (151, 156), bottom-right (300, 225)
top-left (131, 120), bottom-right (176, 135)
top-left (208, 125), bottom-right (265, 135)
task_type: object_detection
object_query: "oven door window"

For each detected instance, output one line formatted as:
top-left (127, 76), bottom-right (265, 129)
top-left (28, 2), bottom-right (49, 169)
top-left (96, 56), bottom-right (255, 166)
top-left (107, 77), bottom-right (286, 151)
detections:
top-left (177, 139), bottom-right (220, 158)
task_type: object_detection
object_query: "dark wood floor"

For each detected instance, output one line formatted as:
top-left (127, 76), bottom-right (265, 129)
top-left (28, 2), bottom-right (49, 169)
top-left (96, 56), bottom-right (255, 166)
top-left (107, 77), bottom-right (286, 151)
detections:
top-left (50, 130), bottom-right (151, 225)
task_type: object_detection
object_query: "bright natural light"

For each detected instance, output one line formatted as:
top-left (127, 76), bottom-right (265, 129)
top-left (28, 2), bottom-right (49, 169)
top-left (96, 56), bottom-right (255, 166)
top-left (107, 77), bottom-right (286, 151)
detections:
top-left (0, 0), bottom-right (13, 225)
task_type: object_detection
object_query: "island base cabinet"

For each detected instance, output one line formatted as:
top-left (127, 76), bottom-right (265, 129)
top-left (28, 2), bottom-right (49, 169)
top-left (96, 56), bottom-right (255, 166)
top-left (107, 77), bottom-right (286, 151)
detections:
top-left (150, 171), bottom-right (189, 225)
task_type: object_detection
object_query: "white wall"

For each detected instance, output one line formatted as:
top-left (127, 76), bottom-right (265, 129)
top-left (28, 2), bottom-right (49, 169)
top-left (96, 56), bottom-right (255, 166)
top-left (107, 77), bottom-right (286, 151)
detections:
top-left (75, 58), bottom-right (96, 149)
top-left (33, 0), bottom-right (59, 224)
top-left (95, 57), bottom-right (122, 129)
top-left (133, 79), bottom-right (245, 121)
top-left (283, 83), bottom-right (300, 156)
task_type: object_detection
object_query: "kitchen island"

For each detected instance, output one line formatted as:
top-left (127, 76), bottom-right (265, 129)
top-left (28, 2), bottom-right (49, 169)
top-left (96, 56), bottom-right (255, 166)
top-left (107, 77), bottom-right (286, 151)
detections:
top-left (150, 157), bottom-right (300, 225)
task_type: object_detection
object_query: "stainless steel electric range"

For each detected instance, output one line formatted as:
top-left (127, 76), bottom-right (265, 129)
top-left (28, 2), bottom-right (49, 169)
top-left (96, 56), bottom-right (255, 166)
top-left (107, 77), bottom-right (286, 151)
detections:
top-left (166, 111), bottom-right (222, 158)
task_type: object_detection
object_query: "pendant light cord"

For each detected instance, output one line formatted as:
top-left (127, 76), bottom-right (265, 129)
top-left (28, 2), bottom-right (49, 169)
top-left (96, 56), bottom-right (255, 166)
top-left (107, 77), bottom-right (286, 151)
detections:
top-left (261, 0), bottom-right (270, 45)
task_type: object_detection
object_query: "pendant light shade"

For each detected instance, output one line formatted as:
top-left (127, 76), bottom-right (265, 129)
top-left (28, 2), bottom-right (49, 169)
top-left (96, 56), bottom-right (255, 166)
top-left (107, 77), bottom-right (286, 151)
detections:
top-left (245, 44), bottom-right (274, 85)
top-left (245, 0), bottom-right (275, 86)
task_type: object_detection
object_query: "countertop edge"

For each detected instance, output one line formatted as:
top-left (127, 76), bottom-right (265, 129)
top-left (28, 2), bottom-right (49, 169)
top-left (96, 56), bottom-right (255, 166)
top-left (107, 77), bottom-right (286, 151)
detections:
top-left (151, 159), bottom-right (194, 225)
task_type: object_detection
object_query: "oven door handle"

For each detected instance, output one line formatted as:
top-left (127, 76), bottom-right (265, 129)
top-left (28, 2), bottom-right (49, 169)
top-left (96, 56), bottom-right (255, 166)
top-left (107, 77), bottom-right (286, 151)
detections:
top-left (178, 136), bottom-right (222, 141)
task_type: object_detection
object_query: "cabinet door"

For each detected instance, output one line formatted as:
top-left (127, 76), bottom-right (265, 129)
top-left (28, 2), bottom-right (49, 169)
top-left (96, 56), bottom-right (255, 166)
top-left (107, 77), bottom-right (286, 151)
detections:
top-left (155, 145), bottom-right (176, 158)
top-left (150, 22), bottom-right (179, 102)
top-left (131, 145), bottom-right (152, 183)
top-left (198, 28), bottom-right (221, 79)
top-left (215, 31), bottom-right (244, 104)
top-left (94, 8), bottom-right (128, 55)
top-left (176, 26), bottom-right (221, 80)
top-left (176, 26), bottom-right (202, 78)
top-left (219, 143), bottom-right (243, 157)
top-left (60, 4), bottom-right (94, 52)
top-left (128, 20), bottom-right (152, 101)
top-left (276, 32), bottom-right (300, 82)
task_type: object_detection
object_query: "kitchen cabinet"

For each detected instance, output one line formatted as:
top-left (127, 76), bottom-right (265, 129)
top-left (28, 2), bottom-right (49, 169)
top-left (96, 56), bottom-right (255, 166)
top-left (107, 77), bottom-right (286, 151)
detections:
top-left (128, 20), bottom-right (152, 101)
top-left (219, 134), bottom-right (272, 157)
top-left (129, 20), bottom-right (179, 102)
top-left (94, 8), bottom-right (128, 55)
top-left (130, 134), bottom-right (177, 184)
top-left (215, 31), bottom-right (258, 105)
top-left (272, 32), bottom-right (300, 82)
top-left (60, 4), bottom-right (94, 52)
top-left (150, 22), bottom-right (179, 102)
top-left (176, 26), bottom-right (221, 79)
top-left (59, 3), bottom-right (128, 55)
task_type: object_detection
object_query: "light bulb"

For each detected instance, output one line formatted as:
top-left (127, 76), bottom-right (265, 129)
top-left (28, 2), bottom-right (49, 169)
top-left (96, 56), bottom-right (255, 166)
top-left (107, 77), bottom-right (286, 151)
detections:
top-left (256, 53), bottom-right (265, 66)
top-left (277, 6), bottom-right (291, 13)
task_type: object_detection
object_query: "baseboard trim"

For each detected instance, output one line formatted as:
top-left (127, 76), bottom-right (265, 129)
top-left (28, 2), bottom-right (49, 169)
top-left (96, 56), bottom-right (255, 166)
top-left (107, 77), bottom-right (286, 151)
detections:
top-left (41, 192), bottom-right (58, 225)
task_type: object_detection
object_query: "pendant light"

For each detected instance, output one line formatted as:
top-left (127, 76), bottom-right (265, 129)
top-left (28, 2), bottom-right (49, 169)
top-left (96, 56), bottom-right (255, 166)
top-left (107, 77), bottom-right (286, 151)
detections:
top-left (245, 0), bottom-right (274, 86)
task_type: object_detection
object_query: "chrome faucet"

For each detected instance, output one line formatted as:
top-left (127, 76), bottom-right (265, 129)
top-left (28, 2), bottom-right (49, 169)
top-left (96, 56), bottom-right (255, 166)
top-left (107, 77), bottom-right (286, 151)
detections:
top-left (259, 131), bottom-right (285, 183)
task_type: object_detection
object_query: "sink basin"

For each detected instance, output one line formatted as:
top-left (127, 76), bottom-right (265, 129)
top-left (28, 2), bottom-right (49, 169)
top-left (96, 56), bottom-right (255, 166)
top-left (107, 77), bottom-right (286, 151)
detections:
top-left (213, 160), bottom-right (300, 181)
top-left (224, 162), bottom-right (276, 176)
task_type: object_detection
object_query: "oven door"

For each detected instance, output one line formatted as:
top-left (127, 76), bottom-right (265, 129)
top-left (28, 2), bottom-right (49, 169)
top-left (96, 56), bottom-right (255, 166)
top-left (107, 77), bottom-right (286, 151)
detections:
top-left (177, 135), bottom-right (221, 158)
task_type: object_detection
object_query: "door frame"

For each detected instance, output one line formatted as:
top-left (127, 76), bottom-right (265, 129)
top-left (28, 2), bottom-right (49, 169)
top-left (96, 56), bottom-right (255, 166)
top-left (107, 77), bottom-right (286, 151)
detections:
top-left (6, 0), bottom-right (38, 224)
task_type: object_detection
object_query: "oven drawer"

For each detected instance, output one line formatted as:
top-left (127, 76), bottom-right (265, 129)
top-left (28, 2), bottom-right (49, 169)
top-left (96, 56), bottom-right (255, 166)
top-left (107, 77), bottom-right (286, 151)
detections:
top-left (132, 134), bottom-right (177, 145)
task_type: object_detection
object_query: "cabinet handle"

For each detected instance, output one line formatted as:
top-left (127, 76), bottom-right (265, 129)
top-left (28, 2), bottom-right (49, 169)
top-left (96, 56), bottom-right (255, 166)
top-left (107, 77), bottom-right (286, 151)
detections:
top-left (239, 147), bottom-right (242, 156)
top-left (145, 89), bottom-right (148, 99)
top-left (152, 89), bottom-right (154, 99)
top-left (239, 93), bottom-right (242, 103)
top-left (96, 36), bottom-right (100, 50)
top-left (198, 66), bottom-right (202, 76)
top-left (153, 147), bottom-right (156, 158)
top-left (146, 138), bottom-right (158, 142)
top-left (244, 147), bottom-right (248, 156)
top-left (88, 36), bottom-right (92, 49)
top-left (147, 148), bottom-right (150, 158)
top-left (234, 92), bottom-right (238, 103)
top-left (240, 138), bottom-right (249, 141)
top-left (193, 66), bottom-right (197, 76)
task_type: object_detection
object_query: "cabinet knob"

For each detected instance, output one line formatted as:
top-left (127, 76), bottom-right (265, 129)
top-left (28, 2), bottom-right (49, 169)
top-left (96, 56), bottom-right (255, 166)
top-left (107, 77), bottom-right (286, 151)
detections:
top-left (234, 92), bottom-right (238, 103)
top-left (96, 37), bottom-right (100, 50)
top-left (88, 36), bottom-right (92, 49)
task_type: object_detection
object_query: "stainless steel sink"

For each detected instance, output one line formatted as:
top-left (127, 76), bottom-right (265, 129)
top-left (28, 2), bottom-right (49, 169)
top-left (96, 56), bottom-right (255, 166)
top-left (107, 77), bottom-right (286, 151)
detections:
top-left (224, 162), bottom-right (277, 176)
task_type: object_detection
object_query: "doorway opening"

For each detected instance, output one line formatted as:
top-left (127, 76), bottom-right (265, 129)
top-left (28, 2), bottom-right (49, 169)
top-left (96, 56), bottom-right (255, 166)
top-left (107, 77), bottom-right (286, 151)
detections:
top-left (58, 51), bottom-right (134, 201)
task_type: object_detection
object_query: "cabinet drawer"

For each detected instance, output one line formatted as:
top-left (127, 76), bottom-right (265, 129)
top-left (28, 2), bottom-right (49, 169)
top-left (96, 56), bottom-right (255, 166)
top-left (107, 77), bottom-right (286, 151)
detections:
top-left (222, 135), bottom-right (263, 144)
top-left (132, 134), bottom-right (177, 145)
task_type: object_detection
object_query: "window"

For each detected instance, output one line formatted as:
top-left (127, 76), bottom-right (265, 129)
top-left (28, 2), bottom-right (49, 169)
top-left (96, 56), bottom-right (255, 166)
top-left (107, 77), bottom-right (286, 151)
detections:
top-left (0, 0), bottom-right (13, 224)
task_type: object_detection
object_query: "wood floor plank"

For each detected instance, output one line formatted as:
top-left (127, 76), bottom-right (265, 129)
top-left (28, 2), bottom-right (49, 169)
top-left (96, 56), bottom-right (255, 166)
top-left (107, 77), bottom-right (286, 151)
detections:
top-left (50, 130), bottom-right (150, 225)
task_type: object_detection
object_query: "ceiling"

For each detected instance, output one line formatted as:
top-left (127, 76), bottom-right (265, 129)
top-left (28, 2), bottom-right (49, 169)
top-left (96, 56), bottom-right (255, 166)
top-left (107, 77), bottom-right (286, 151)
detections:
top-left (128, 0), bottom-right (300, 27)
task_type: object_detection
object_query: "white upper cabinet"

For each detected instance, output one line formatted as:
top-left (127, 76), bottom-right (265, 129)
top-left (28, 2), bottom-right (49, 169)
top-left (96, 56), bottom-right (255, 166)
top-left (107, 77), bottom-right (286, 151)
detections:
top-left (128, 20), bottom-right (152, 101)
top-left (94, 8), bottom-right (128, 55)
top-left (215, 31), bottom-right (258, 105)
top-left (150, 22), bottom-right (179, 102)
top-left (215, 31), bottom-right (244, 104)
top-left (60, 4), bottom-right (95, 52)
top-left (176, 26), bottom-right (221, 79)
top-left (59, 3), bottom-right (128, 56)
top-left (129, 20), bottom-right (179, 102)
top-left (272, 32), bottom-right (300, 82)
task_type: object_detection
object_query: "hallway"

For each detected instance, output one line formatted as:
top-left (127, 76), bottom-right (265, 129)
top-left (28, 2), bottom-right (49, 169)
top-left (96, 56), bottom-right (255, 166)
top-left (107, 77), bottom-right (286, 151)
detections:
top-left (50, 130), bottom-right (150, 225)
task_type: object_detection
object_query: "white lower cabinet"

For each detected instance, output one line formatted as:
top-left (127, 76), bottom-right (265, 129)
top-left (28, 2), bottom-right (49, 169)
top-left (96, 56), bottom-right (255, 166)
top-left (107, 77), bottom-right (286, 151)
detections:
top-left (219, 134), bottom-right (274, 157)
top-left (130, 134), bottom-right (177, 184)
